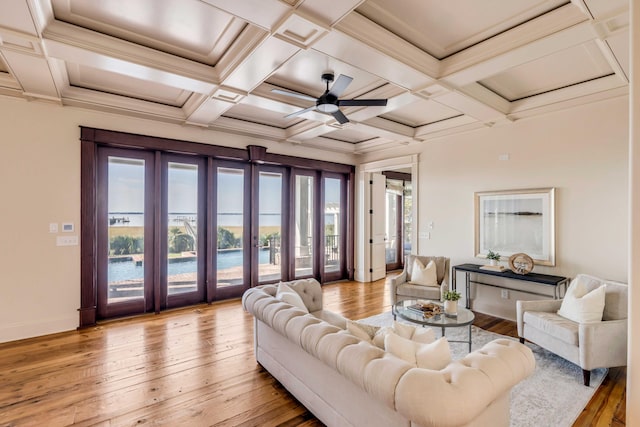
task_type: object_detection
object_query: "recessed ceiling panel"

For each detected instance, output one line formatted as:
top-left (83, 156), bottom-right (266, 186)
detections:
top-left (321, 128), bottom-right (380, 144)
top-left (223, 103), bottom-right (301, 128)
top-left (479, 41), bottom-right (613, 101)
top-left (67, 63), bottom-right (191, 107)
top-left (267, 49), bottom-right (386, 99)
top-left (356, 0), bottom-right (568, 59)
top-left (583, 0), bottom-right (627, 18)
top-left (380, 99), bottom-right (461, 127)
top-left (51, 0), bottom-right (246, 65)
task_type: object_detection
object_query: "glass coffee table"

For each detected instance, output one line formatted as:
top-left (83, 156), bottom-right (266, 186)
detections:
top-left (393, 299), bottom-right (475, 352)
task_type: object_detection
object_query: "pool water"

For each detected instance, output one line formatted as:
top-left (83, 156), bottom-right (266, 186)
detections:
top-left (108, 249), bottom-right (270, 282)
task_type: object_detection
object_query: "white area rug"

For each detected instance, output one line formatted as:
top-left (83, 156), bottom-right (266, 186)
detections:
top-left (359, 312), bottom-right (606, 427)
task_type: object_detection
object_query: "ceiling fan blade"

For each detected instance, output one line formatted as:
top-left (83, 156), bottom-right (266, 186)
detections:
top-left (272, 88), bottom-right (317, 103)
top-left (331, 109), bottom-right (350, 124)
top-left (328, 74), bottom-right (353, 98)
top-left (285, 105), bottom-right (316, 119)
top-left (338, 99), bottom-right (388, 107)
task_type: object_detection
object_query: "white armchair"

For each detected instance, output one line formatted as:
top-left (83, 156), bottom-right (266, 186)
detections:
top-left (516, 274), bottom-right (627, 386)
top-left (390, 255), bottom-right (450, 308)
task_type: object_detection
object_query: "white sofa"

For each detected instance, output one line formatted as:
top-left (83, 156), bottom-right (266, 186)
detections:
top-left (242, 278), bottom-right (535, 427)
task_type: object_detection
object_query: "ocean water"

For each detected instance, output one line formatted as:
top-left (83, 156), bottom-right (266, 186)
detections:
top-left (109, 212), bottom-right (282, 227)
top-left (109, 212), bottom-right (335, 227)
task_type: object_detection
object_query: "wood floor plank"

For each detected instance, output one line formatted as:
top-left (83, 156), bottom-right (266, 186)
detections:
top-left (0, 276), bottom-right (625, 427)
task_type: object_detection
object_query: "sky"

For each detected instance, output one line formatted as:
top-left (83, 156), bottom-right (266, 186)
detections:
top-left (108, 158), bottom-right (340, 214)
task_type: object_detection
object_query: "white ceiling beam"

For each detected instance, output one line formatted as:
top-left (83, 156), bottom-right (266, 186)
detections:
top-left (441, 4), bottom-right (588, 81)
top-left (313, 28), bottom-right (435, 92)
top-left (431, 90), bottom-right (504, 123)
top-left (414, 115), bottom-right (479, 138)
top-left (1, 49), bottom-right (60, 100)
top-left (222, 36), bottom-right (300, 93)
top-left (41, 21), bottom-right (219, 92)
top-left (61, 85), bottom-right (186, 121)
top-left (508, 74), bottom-right (627, 114)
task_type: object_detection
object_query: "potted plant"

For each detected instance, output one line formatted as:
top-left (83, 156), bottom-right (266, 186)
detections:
top-left (442, 290), bottom-right (461, 317)
top-left (486, 250), bottom-right (501, 266)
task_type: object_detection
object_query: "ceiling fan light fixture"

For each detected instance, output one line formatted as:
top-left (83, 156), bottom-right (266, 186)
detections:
top-left (317, 103), bottom-right (339, 113)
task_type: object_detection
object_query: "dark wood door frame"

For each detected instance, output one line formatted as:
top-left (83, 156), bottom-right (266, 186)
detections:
top-left (79, 127), bottom-right (355, 328)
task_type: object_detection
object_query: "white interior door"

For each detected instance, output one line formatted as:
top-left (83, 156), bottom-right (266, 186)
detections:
top-left (370, 173), bottom-right (386, 281)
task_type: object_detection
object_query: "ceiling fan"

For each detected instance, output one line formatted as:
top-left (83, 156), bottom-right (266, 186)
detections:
top-left (272, 73), bottom-right (388, 124)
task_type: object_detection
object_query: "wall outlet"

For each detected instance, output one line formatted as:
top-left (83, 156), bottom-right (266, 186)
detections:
top-left (501, 289), bottom-right (509, 299)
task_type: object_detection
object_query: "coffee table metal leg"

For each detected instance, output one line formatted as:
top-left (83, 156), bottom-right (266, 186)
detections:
top-left (468, 324), bottom-right (472, 352)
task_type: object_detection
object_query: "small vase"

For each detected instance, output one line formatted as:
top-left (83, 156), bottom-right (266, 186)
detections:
top-left (489, 259), bottom-right (497, 266)
top-left (444, 300), bottom-right (458, 317)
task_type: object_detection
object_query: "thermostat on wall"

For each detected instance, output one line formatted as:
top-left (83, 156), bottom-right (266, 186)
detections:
top-left (62, 222), bottom-right (74, 232)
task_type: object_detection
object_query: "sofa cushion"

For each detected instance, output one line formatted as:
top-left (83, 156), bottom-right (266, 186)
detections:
top-left (523, 311), bottom-right (579, 346)
top-left (557, 277), bottom-right (606, 323)
top-left (311, 309), bottom-right (348, 329)
top-left (409, 258), bottom-right (438, 287)
top-left (385, 333), bottom-right (451, 370)
top-left (276, 282), bottom-right (309, 312)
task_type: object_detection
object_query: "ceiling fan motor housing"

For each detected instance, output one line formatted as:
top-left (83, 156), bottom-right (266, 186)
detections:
top-left (317, 93), bottom-right (339, 112)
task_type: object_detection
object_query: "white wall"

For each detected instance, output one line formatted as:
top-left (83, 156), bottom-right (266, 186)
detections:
top-left (361, 95), bottom-right (629, 320)
top-left (627, 0), bottom-right (639, 422)
top-left (0, 97), bottom-right (356, 343)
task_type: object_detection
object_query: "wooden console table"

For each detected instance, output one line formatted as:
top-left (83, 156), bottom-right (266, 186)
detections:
top-left (452, 263), bottom-right (569, 309)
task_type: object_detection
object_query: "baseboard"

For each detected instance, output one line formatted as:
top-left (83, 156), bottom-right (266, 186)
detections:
top-left (0, 315), bottom-right (77, 344)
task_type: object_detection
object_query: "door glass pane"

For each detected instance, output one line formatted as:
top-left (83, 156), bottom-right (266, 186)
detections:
top-left (107, 157), bottom-right (145, 303)
top-left (385, 191), bottom-right (398, 264)
top-left (217, 167), bottom-right (244, 286)
top-left (167, 162), bottom-right (199, 295)
top-left (324, 178), bottom-right (341, 274)
top-left (403, 181), bottom-right (412, 260)
top-left (295, 175), bottom-right (314, 277)
top-left (259, 171), bottom-right (282, 282)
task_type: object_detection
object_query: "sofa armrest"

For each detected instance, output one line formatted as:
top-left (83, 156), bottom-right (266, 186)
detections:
top-left (516, 299), bottom-right (563, 337)
top-left (390, 270), bottom-right (407, 286)
top-left (579, 319), bottom-right (628, 369)
top-left (390, 271), bottom-right (407, 305)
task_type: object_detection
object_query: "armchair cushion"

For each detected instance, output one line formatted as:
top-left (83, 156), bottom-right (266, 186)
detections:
top-left (409, 258), bottom-right (438, 287)
top-left (522, 311), bottom-right (578, 346)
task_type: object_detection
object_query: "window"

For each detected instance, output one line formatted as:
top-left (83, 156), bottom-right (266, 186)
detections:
top-left (80, 128), bottom-right (354, 325)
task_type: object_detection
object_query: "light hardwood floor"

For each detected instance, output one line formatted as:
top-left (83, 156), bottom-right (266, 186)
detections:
top-left (0, 277), bottom-right (625, 426)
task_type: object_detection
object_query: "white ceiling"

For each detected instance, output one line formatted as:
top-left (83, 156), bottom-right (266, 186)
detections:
top-left (0, 0), bottom-right (630, 155)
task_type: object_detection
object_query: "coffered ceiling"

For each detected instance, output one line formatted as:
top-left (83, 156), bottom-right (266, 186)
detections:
top-left (0, 0), bottom-right (629, 155)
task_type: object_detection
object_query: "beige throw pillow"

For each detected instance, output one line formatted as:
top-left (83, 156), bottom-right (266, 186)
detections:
top-left (276, 282), bottom-right (309, 313)
top-left (346, 319), bottom-right (380, 343)
top-left (384, 333), bottom-right (451, 370)
top-left (372, 320), bottom-right (436, 348)
top-left (557, 277), bottom-right (606, 323)
top-left (409, 258), bottom-right (439, 287)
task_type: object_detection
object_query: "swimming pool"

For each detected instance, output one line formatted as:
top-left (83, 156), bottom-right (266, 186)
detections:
top-left (108, 249), bottom-right (270, 282)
